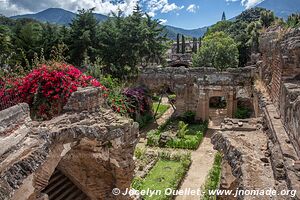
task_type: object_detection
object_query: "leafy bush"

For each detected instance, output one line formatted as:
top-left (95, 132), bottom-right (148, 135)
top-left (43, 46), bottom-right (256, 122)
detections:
top-left (177, 121), bottom-right (188, 139)
top-left (287, 14), bottom-right (300, 28)
top-left (147, 130), bottom-right (161, 146)
top-left (147, 119), bottom-right (208, 150)
top-left (134, 147), bottom-right (146, 160)
top-left (136, 113), bottom-right (154, 129)
top-left (152, 94), bottom-right (160, 102)
top-left (0, 63), bottom-right (106, 120)
top-left (180, 111), bottom-right (196, 124)
top-left (234, 106), bottom-right (251, 119)
top-left (123, 87), bottom-right (151, 115)
top-left (166, 131), bottom-right (203, 150)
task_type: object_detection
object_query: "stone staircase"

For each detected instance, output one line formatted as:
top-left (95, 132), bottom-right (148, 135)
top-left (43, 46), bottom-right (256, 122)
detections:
top-left (42, 169), bottom-right (90, 200)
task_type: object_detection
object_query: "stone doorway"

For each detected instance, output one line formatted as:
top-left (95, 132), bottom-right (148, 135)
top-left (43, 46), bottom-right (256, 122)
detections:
top-left (209, 96), bottom-right (228, 128)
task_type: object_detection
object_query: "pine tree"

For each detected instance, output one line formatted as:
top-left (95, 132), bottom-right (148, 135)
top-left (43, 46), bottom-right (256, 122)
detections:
top-left (222, 12), bottom-right (226, 21)
top-left (69, 8), bottom-right (98, 66)
top-left (42, 23), bottom-right (59, 59)
top-left (97, 4), bottom-right (167, 79)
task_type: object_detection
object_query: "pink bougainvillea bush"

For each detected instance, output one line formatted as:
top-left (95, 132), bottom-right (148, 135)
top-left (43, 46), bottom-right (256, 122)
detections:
top-left (0, 63), bottom-right (107, 120)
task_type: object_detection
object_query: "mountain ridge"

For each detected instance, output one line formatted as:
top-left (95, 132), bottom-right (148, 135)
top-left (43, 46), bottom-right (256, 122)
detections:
top-left (8, 0), bottom-right (300, 40)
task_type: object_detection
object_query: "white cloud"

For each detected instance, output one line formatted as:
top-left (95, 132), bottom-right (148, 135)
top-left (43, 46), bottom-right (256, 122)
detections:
top-left (1, 0), bottom-right (139, 16)
top-left (241, 0), bottom-right (264, 8)
top-left (226, 0), bottom-right (263, 8)
top-left (186, 4), bottom-right (198, 13)
top-left (146, 0), bottom-right (184, 16)
top-left (162, 3), bottom-right (184, 13)
top-left (159, 19), bottom-right (168, 24)
top-left (0, 0), bottom-right (184, 19)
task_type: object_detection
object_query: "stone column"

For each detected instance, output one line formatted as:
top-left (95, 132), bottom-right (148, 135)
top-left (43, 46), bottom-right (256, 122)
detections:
top-left (226, 91), bottom-right (235, 118)
top-left (196, 90), bottom-right (209, 121)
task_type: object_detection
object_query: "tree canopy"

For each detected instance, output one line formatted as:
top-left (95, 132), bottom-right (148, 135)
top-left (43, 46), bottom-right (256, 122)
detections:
top-left (192, 31), bottom-right (239, 71)
top-left (201, 7), bottom-right (278, 67)
top-left (97, 6), bottom-right (168, 78)
top-left (0, 6), bottom-right (168, 79)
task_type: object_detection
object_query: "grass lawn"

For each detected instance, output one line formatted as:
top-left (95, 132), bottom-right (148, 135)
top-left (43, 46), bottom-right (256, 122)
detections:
top-left (153, 103), bottom-right (170, 119)
top-left (135, 159), bottom-right (188, 200)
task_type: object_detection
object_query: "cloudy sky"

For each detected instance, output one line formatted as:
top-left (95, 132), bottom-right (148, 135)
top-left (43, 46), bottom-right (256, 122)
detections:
top-left (0, 0), bottom-right (264, 29)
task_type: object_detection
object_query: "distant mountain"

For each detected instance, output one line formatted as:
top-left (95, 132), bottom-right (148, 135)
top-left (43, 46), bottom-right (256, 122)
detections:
top-left (164, 25), bottom-right (208, 40)
top-left (10, 8), bottom-right (205, 39)
top-left (9, 0), bottom-right (300, 40)
top-left (11, 8), bottom-right (108, 25)
top-left (255, 0), bottom-right (300, 19)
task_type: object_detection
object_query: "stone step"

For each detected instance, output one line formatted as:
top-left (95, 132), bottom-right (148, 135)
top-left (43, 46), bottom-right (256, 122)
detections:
top-left (42, 169), bottom-right (90, 200)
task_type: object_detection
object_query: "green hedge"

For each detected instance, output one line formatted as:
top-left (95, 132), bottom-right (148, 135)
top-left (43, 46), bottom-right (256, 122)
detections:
top-left (201, 152), bottom-right (222, 200)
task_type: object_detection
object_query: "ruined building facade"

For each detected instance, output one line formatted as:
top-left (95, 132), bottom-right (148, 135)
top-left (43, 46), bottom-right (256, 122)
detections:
top-left (0, 87), bottom-right (139, 200)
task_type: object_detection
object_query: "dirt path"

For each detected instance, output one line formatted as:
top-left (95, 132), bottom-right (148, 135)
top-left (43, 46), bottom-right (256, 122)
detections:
top-left (175, 129), bottom-right (217, 200)
top-left (140, 99), bottom-right (174, 135)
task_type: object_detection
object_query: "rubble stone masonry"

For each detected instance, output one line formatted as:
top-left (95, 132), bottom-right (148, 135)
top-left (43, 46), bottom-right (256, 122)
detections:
top-left (0, 87), bottom-right (139, 200)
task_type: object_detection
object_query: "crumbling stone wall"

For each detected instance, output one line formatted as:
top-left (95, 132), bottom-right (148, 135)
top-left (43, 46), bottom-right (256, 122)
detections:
top-left (0, 87), bottom-right (139, 200)
top-left (139, 67), bottom-right (254, 121)
top-left (212, 117), bottom-right (300, 200)
top-left (258, 27), bottom-right (300, 157)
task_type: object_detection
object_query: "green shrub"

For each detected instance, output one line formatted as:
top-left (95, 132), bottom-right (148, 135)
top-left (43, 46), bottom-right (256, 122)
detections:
top-left (177, 121), bottom-right (189, 138)
top-left (287, 14), bottom-right (300, 28)
top-left (234, 106), bottom-right (251, 119)
top-left (147, 119), bottom-right (208, 150)
top-left (202, 152), bottom-right (222, 200)
top-left (147, 130), bottom-right (161, 146)
top-left (166, 131), bottom-right (203, 150)
top-left (180, 111), bottom-right (196, 124)
top-left (134, 147), bottom-right (146, 160)
top-left (137, 113), bottom-right (154, 129)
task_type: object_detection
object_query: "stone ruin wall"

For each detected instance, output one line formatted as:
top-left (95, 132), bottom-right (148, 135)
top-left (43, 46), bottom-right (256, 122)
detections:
top-left (257, 27), bottom-right (300, 156)
top-left (0, 87), bottom-right (139, 200)
top-left (212, 117), bottom-right (300, 200)
top-left (139, 67), bottom-right (255, 120)
top-left (211, 27), bottom-right (300, 200)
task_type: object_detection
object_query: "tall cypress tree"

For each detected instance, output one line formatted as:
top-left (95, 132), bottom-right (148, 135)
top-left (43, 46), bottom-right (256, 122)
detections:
top-left (176, 34), bottom-right (180, 53)
top-left (192, 37), bottom-right (197, 53)
top-left (222, 12), bottom-right (226, 21)
top-left (181, 35), bottom-right (185, 54)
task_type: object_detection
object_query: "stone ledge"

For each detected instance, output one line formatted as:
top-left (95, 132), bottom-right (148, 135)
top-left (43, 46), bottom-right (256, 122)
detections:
top-left (212, 129), bottom-right (278, 200)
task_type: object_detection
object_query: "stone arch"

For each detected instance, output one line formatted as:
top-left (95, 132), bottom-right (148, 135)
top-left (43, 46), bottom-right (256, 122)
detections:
top-left (0, 87), bottom-right (139, 200)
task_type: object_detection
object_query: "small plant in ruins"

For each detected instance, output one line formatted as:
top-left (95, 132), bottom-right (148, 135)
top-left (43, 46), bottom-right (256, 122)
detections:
top-left (177, 121), bottom-right (188, 139)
